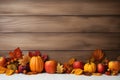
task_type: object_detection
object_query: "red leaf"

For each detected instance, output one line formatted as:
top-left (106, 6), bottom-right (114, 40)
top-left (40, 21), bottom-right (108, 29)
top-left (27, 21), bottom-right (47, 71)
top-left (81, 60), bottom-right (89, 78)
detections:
top-left (41, 54), bottom-right (48, 61)
top-left (9, 47), bottom-right (22, 59)
top-left (28, 50), bottom-right (41, 57)
top-left (9, 51), bottom-right (15, 58)
top-left (29, 51), bottom-right (33, 57)
top-left (35, 50), bottom-right (41, 56)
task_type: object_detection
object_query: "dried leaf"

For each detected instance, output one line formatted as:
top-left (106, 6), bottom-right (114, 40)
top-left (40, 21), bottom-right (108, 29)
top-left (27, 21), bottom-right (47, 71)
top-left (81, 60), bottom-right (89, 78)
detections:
top-left (19, 55), bottom-right (31, 66)
top-left (9, 47), bottom-right (22, 59)
top-left (29, 51), bottom-right (41, 57)
top-left (56, 63), bottom-right (64, 73)
top-left (5, 69), bottom-right (14, 76)
top-left (84, 72), bottom-right (92, 76)
top-left (41, 54), bottom-right (48, 61)
top-left (71, 69), bottom-right (83, 75)
top-left (68, 58), bottom-right (75, 65)
top-left (92, 73), bottom-right (102, 76)
top-left (92, 49), bottom-right (104, 61)
top-left (0, 66), bottom-right (7, 74)
top-left (26, 72), bottom-right (38, 75)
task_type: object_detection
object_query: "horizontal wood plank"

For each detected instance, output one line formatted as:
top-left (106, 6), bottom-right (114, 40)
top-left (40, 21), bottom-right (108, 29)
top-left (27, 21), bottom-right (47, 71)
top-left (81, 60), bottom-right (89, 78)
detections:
top-left (0, 33), bottom-right (120, 50)
top-left (0, 16), bottom-right (120, 32)
top-left (0, 0), bottom-right (120, 15)
top-left (0, 50), bottom-right (119, 63)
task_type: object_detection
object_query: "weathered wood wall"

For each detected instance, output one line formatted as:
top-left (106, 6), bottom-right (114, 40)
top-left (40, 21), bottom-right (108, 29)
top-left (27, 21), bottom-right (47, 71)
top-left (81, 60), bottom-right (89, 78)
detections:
top-left (0, 0), bottom-right (120, 63)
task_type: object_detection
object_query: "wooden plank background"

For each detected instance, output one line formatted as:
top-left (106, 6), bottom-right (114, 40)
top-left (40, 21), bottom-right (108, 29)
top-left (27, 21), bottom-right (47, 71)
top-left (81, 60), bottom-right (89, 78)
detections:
top-left (0, 16), bottom-right (120, 32)
top-left (0, 0), bottom-right (120, 62)
top-left (0, 33), bottom-right (120, 50)
top-left (0, 0), bottom-right (120, 15)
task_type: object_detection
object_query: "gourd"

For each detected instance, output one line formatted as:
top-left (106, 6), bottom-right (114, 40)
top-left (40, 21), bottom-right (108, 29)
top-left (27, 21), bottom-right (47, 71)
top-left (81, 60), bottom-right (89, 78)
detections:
top-left (84, 62), bottom-right (96, 73)
top-left (30, 56), bottom-right (44, 73)
top-left (108, 61), bottom-right (120, 73)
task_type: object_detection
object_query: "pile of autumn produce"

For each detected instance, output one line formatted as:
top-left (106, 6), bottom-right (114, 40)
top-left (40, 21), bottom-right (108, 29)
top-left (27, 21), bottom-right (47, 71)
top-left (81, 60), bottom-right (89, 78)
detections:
top-left (0, 47), bottom-right (120, 76)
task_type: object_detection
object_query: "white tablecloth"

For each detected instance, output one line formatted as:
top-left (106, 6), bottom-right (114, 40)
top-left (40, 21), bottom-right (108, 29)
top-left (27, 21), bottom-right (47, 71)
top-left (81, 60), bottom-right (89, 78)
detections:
top-left (0, 73), bottom-right (120, 80)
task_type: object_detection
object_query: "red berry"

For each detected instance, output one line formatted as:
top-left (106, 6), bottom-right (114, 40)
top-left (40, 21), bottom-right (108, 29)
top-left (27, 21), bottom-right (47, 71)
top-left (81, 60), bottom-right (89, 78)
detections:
top-left (15, 70), bottom-right (19, 74)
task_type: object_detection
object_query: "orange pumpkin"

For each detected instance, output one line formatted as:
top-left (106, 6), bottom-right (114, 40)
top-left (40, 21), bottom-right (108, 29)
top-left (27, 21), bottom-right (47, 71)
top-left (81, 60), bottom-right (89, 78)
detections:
top-left (108, 61), bottom-right (120, 73)
top-left (30, 56), bottom-right (44, 73)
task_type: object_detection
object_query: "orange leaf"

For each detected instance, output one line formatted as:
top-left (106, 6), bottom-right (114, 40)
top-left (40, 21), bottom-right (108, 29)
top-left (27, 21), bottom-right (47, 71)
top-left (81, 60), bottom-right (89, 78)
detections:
top-left (68, 58), bottom-right (75, 65)
top-left (92, 49), bottom-right (104, 61)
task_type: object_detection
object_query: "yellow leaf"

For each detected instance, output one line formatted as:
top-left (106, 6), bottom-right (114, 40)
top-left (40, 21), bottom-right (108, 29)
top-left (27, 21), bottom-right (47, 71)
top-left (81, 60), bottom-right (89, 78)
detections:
top-left (71, 69), bottom-right (83, 75)
top-left (0, 66), bottom-right (7, 74)
top-left (56, 63), bottom-right (64, 73)
top-left (5, 69), bottom-right (14, 76)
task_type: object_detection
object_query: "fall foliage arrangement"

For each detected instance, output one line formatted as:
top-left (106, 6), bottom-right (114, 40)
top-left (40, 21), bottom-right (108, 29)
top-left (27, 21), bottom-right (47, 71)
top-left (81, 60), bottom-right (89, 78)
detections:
top-left (0, 47), bottom-right (120, 76)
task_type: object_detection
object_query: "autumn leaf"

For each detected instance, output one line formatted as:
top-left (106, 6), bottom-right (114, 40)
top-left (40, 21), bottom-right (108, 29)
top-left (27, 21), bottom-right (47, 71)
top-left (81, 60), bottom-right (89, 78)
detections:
top-left (9, 47), bottom-right (22, 59)
top-left (56, 63), bottom-right (64, 73)
top-left (19, 55), bottom-right (31, 66)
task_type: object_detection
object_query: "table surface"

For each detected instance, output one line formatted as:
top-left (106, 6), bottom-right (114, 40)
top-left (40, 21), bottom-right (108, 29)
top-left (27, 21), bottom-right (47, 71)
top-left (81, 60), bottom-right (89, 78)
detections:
top-left (0, 73), bottom-right (120, 80)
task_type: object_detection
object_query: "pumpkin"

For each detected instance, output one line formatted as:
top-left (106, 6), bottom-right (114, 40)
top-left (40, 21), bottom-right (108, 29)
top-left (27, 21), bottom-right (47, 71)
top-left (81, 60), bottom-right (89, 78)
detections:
top-left (30, 56), bottom-right (44, 73)
top-left (108, 61), bottom-right (120, 73)
top-left (92, 49), bottom-right (104, 61)
top-left (84, 62), bottom-right (96, 73)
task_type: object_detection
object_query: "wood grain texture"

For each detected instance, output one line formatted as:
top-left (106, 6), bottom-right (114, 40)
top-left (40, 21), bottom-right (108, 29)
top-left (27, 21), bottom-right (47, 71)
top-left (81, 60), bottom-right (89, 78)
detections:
top-left (0, 16), bottom-right (120, 32)
top-left (0, 0), bottom-right (120, 15)
top-left (0, 50), bottom-right (119, 63)
top-left (0, 33), bottom-right (120, 50)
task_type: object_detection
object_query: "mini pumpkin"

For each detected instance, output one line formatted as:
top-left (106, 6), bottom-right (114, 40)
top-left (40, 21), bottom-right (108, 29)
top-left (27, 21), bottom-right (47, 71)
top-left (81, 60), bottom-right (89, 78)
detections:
top-left (108, 61), bottom-right (120, 73)
top-left (84, 62), bottom-right (96, 73)
top-left (29, 56), bottom-right (44, 73)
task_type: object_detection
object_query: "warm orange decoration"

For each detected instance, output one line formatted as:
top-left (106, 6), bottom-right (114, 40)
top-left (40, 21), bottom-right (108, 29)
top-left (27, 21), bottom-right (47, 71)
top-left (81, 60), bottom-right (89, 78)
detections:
top-left (108, 61), bottom-right (120, 73)
top-left (71, 69), bottom-right (83, 75)
top-left (29, 56), bottom-right (44, 73)
top-left (92, 49), bottom-right (104, 61)
top-left (84, 62), bottom-right (96, 73)
top-left (0, 47), bottom-right (120, 76)
top-left (68, 58), bottom-right (75, 65)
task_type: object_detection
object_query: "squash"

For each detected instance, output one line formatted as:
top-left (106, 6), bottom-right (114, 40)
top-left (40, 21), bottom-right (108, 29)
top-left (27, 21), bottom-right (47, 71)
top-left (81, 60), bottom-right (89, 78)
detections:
top-left (108, 61), bottom-right (120, 73)
top-left (84, 62), bottom-right (96, 73)
top-left (30, 56), bottom-right (44, 73)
